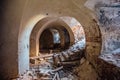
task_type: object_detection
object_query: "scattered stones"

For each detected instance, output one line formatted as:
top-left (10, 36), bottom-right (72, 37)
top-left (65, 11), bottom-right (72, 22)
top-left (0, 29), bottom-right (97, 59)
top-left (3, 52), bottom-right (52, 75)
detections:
top-left (16, 39), bottom-right (86, 80)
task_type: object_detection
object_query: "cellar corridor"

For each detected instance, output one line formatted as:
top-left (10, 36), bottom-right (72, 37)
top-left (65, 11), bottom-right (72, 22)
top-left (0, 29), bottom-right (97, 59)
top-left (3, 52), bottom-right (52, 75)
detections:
top-left (0, 0), bottom-right (120, 80)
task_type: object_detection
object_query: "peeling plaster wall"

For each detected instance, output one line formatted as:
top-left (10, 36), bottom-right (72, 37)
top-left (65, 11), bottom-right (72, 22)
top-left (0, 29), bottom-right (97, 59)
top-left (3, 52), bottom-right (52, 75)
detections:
top-left (96, 3), bottom-right (120, 54)
top-left (85, 0), bottom-right (119, 11)
top-left (60, 17), bottom-right (85, 43)
top-left (86, 1), bottom-right (120, 80)
top-left (85, 0), bottom-right (120, 54)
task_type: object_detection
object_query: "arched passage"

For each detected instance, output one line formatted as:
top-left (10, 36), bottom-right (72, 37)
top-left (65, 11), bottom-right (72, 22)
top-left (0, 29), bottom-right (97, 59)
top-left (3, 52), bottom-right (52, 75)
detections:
top-left (0, 0), bottom-right (104, 79)
top-left (18, 15), bottom-right (101, 76)
top-left (39, 27), bottom-right (71, 53)
top-left (18, 15), bottom-right (102, 79)
top-left (39, 29), bottom-right (54, 52)
top-left (30, 17), bottom-right (75, 57)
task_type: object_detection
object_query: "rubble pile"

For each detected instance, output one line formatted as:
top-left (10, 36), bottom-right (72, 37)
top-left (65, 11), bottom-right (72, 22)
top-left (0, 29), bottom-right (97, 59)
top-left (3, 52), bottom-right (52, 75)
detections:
top-left (14, 39), bottom-right (85, 80)
top-left (15, 58), bottom-right (78, 80)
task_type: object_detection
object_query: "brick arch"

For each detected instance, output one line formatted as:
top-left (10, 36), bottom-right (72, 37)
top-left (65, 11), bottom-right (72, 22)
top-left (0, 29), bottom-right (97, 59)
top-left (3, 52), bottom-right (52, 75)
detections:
top-left (60, 16), bottom-right (102, 62)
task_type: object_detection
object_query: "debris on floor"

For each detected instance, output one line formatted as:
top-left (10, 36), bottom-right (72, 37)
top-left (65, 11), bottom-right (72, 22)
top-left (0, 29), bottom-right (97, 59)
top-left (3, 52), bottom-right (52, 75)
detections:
top-left (14, 39), bottom-right (85, 80)
top-left (15, 58), bottom-right (79, 80)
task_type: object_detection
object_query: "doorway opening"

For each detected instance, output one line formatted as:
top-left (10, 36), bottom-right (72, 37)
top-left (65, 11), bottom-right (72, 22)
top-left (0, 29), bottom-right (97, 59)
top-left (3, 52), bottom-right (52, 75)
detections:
top-left (39, 27), bottom-right (71, 54)
top-left (29, 17), bottom-right (86, 79)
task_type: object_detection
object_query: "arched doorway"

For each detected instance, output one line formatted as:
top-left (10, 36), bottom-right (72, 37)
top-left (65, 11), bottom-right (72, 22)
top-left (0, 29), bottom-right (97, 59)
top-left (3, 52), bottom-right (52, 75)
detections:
top-left (39, 27), bottom-right (71, 53)
top-left (30, 17), bottom-right (75, 57)
top-left (18, 16), bottom-right (101, 79)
